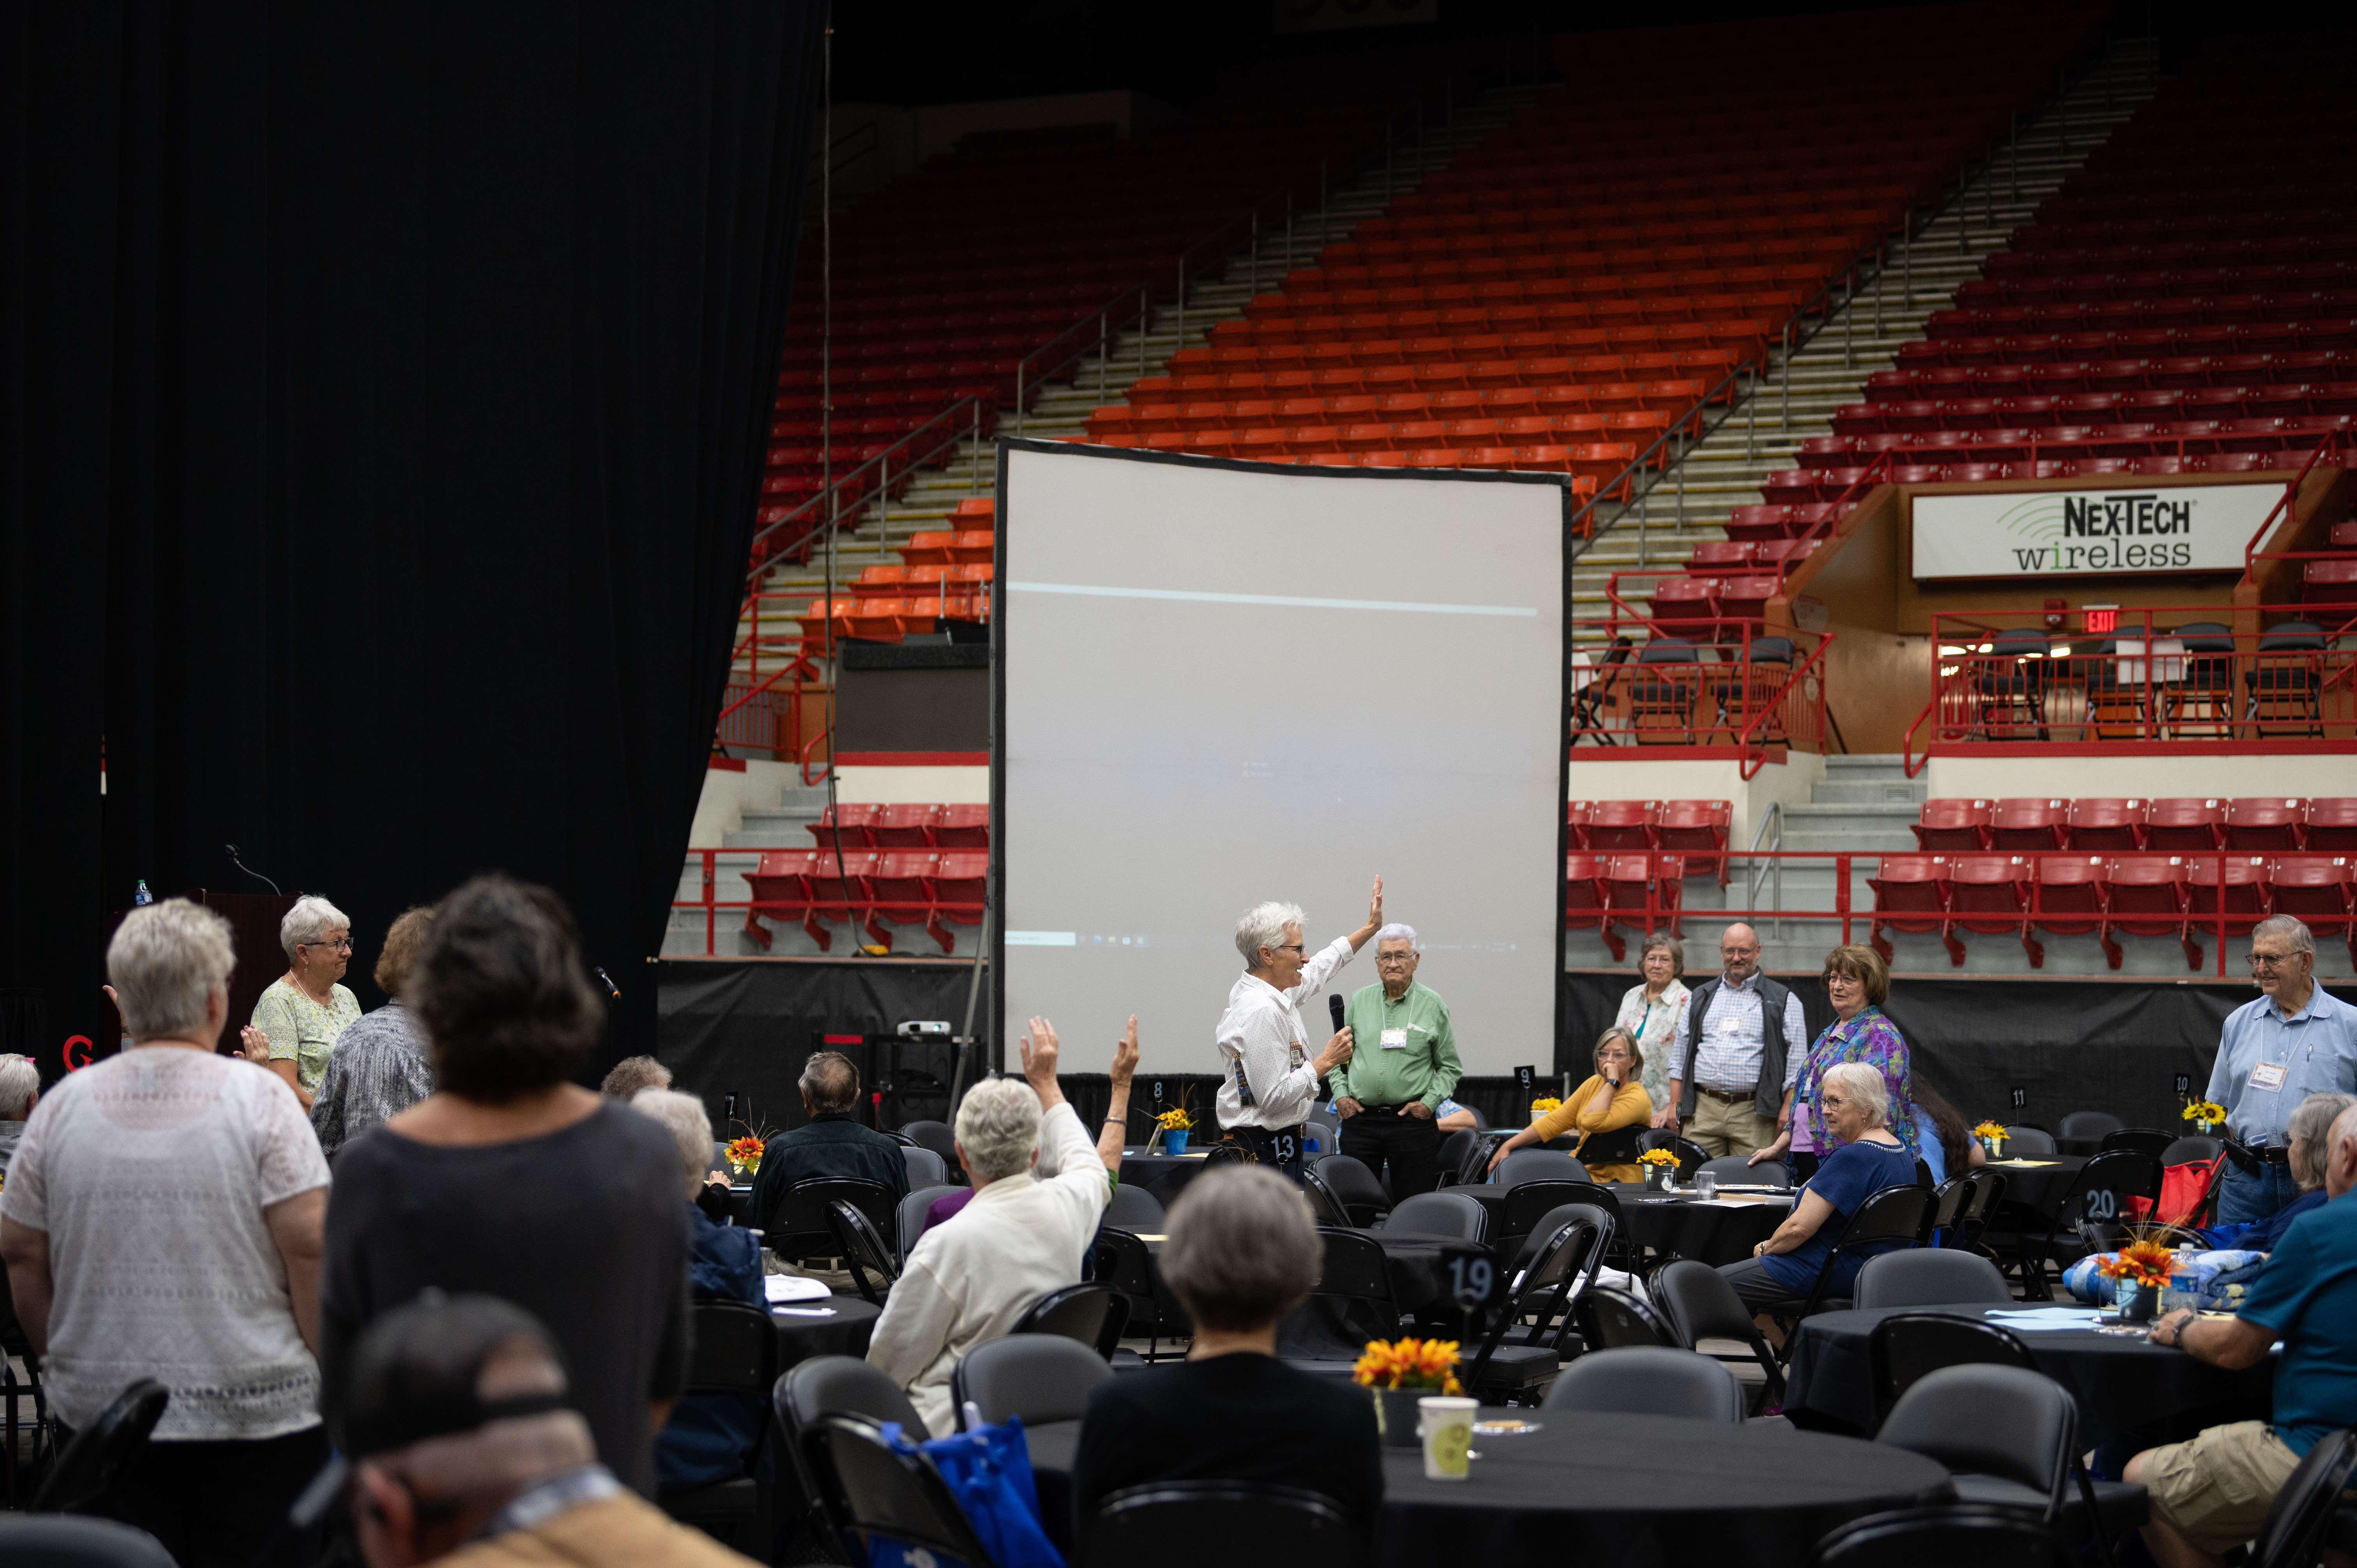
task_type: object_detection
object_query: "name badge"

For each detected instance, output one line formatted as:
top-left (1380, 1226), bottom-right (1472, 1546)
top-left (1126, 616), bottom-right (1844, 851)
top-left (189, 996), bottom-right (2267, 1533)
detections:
top-left (2251, 1062), bottom-right (2289, 1091)
top-left (1381, 1028), bottom-right (1408, 1050)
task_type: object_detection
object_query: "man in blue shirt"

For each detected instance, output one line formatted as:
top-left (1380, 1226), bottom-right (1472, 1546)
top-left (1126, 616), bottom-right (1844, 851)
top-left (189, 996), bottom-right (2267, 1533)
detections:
top-left (2205, 915), bottom-right (2357, 1228)
top-left (2132, 1102), bottom-right (2357, 1566)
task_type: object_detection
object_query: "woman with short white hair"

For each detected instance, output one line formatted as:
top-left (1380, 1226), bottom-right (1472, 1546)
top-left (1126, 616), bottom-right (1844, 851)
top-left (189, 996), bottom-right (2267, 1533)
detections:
top-left (867, 1014), bottom-right (1135, 1434)
top-left (1714, 1059), bottom-right (1917, 1318)
top-left (248, 893), bottom-right (362, 1110)
top-left (0, 899), bottom-right (332, 1561)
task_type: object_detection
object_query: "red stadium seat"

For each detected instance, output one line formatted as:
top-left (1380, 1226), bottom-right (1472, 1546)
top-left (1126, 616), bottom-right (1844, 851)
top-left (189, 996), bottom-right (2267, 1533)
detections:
top-left (2267, 855), bottom-right (2356, 963)
top-left (2145, 797), bottom-right (2226, 850)
top-left (1646, 576), bottom-right (1719, 639)
top-left (806, 850), bottom-right (880, 949)
top-left (872, 803), bottom-right (942, 848)
top-left (742, 850), bottom-right (822, 952)
top-left (866, 851), bottom-right (945, 950)
top-left (1947, 854), bottom-right (2032, 966)
top-left (1566, 853), bottom-right (1617, 958)
top-left (2225, 796), bottom-right (2306, 850)
top-left (933, 803), bottom-right (989, 848)
top-left (1912, 799), bottom-right (1992, 851)
top-left (1868, 854), bottom-right (1953, 966)
top-left (2034, 854), bottom-right (2115, 969)
top-left (2103, 854), bottom-right (2198, 971)
top-left (1601, 853), bottom-right (1682, 952)
top-left (1989, 798), bottom-right (2069, 851)
top-left (930, 852), bottom-right (988, 932)
top-left (807, 802), bottom-right (883, 849)
top-left (2307, 798), bottom-right (2357, 851)
top-left (1656, 799), bottom-right (1732, 883)
top-left (2065, 798), bottom-right (2145, 850)
top-left (1587, 800), bottom-right (1657, 851)
top-left (2185, 854), bottom-right (2272, 959)
top-left (1567, 800), bottom-right (1594, 851)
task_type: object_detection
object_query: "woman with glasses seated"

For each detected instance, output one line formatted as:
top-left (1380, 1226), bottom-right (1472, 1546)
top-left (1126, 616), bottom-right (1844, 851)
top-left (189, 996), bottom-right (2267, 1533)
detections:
top-left (1484, 1026), bottom-right (1652, 1182)
top-left (1714, 1061), bottom-right (1915, 1321)
top-left (246, 894), bottom-right (362, 1111)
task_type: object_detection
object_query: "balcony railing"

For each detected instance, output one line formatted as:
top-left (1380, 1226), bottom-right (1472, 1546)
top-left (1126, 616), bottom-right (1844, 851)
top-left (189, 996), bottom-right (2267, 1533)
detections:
top-left (1571, 623), bottom-right (1832, 776)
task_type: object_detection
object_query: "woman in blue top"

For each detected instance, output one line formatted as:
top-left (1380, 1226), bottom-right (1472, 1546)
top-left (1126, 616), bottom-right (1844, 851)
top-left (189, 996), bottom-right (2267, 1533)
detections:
top-left (1717, 1060), bottom-right (1918, 1317)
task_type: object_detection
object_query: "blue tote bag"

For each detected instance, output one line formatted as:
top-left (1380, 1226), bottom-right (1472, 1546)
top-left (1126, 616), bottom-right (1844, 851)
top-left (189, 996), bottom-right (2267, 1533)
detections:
top-left (866, 1416), bottom-right (1064, 1568)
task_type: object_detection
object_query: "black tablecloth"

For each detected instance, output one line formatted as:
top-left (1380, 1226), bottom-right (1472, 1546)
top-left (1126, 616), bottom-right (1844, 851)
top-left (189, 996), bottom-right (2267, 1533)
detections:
top-left (1117, 1150), bottom-right (1217, 1203)
top-left (1784, 1303), bottom-right (2275, 1446)
top-left (1455, 1183), bottom-right (1792, 1267)
top-left (1144, 1228), bottom-right (1474, 1316)
top-left (1980, 1155), bottom-right (2086, 1215)
top-left (1028, 1408), bottom-right (1950, 1567)
top-left (769, 1295), bottom-right (880, 1368)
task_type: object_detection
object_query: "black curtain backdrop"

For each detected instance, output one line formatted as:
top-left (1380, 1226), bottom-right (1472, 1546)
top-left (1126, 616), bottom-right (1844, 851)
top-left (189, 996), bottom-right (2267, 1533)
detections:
top-left (4, 3), bottom-right (824, 1078)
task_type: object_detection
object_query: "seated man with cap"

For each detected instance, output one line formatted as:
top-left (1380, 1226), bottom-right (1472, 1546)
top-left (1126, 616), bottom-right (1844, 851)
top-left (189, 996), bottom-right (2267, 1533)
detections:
top-left (343, 1292), bottom-right (754, 1568)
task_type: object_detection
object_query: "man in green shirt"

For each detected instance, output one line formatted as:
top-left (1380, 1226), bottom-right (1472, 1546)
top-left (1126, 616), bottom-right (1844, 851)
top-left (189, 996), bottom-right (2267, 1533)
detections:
top-left (1332, 924), bottom-right (1461, 1198)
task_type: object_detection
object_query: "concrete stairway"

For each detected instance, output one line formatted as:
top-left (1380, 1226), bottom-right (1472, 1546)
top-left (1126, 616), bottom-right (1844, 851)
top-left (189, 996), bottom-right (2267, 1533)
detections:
top-left (737, 85), bottom-right (1539, 671)
top-left (667, 774), bottom-right (833, 957)
top-left (1569, 37), bottom-right (2164, 643)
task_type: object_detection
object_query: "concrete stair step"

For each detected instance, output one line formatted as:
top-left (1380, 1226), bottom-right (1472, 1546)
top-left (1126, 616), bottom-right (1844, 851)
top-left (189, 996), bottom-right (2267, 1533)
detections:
top-left (1809, 779), bottom-right (1931, 805)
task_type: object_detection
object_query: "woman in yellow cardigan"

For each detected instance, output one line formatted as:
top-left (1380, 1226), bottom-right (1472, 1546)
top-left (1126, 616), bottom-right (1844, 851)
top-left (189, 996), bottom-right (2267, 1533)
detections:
top-left (1485, 1027), bottom-right (1654, 1183)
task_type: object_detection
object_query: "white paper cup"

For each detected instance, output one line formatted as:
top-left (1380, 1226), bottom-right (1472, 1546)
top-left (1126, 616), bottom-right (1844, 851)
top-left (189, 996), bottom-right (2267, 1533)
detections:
top-left (1418, 1396), bottom-right (1478, 1481)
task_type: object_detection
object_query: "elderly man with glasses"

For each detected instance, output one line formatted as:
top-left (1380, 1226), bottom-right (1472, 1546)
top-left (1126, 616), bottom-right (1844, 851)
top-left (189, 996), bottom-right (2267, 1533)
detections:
top-left (1330, 923), bottom-right (1461, 1198)
top-left (1215, 879), bottom-right (1383, 1177)
top-left (2207, 915), bottom-right (2357, 1228)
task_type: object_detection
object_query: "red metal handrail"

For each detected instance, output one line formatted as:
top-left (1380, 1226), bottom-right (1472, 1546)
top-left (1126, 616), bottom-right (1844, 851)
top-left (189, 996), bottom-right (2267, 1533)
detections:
top-left (2243, 429), bottom-right (2353, 576)
top-left (1737, 632), bottom-right (1837, 780)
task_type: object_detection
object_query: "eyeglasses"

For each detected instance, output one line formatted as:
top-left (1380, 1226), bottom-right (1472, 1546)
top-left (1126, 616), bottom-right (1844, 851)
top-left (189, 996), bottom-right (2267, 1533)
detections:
top-left (1820, 1093), bottom-right (1848, 1109)
top-left (303, 938), bottom-right (354, 953)
top-left (1376, 953), bottom-right (1415, 964)
top-left (1269, 943), bottom-right (1305, 956)
top-left (2249, 951), bottom-right (2302, 970)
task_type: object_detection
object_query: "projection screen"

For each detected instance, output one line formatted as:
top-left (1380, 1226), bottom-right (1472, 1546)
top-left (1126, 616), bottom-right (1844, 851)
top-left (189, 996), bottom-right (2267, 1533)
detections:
top-left (993, 440), bottom-right (1569, 1076)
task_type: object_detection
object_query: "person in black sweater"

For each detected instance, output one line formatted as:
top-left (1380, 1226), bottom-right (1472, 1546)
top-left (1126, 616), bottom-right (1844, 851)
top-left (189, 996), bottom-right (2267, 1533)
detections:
top-left (1071, 1165), bottom-right (1382, 1540)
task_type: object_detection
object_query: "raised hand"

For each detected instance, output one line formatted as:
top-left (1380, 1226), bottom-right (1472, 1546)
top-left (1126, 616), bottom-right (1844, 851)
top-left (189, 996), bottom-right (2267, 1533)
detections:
top-left (1020, 1015), bottom-right (1061, 1089)
top-left (1110, 1015), bottom-right (1139, 1084)
top-left (1369, 875), bottom-right (1384, 929)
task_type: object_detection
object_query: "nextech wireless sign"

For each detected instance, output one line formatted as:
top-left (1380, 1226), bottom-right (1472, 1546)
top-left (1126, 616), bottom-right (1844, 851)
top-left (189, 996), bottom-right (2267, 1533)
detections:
top-left (1912, 483), bottom-right (2279, 579)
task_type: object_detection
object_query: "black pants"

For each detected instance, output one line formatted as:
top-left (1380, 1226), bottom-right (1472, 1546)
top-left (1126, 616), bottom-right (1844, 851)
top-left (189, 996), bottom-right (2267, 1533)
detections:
top-left (1340, 1105), bottom-right (1442, 1199)
top-left (1220, 1122), bottom-right (1307, 1178)
top-left (76, 1422), bottom-right (328, 1568)
top-left (1717, 1257), bottom-right (1805, 1315)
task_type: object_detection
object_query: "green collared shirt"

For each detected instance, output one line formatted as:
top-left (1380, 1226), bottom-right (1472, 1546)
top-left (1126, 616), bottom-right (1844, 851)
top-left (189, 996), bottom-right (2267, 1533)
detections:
top-left (1334, 980), bottom-right (1460, 1109)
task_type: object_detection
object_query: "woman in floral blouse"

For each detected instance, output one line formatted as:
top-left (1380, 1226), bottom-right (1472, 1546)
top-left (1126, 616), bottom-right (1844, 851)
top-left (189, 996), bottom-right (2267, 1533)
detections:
top-left (1612, 933), bottom-right (1687, 1115)
top-left (1752, 943), bottom-right (1919, 1180)
top-left (246, 894), bottom-right (361, 1111)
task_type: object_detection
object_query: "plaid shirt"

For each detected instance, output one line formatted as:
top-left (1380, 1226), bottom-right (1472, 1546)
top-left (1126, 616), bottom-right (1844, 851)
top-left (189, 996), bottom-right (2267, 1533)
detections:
top-left (309, 1001), bottom-right (435, 1157)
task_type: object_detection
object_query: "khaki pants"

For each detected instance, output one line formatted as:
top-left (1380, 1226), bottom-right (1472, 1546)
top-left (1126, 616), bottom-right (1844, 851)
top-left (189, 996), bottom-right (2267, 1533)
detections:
top-left (1688, 1091), bottom-right (1774, 1159)
top-left (2140, 1421), bottom-right (2301, 1555)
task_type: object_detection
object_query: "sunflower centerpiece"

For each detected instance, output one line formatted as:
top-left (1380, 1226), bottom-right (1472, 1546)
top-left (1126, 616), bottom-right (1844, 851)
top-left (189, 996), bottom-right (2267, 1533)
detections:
top-left (1972, 1120), bottom-right (2008, 1158)
top-left (1354, 1337), bottom-right (1463, 1446)
top-left (2183, 1100), bottom-right (2226, 1137)
top-left (2099, 1236), bottom-right (2179, 1323)
top-left (1152, 1105), bottom-right (1193, 1156)
top-left (1638, 1146), bottom-right (1681, 1190)
top-left (1528, 1095), bottom-right (1561, 1126)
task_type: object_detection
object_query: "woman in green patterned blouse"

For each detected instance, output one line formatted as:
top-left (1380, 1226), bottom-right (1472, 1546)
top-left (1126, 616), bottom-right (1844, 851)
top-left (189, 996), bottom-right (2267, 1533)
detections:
top-left (246, 895), bottom-right (361, 1110)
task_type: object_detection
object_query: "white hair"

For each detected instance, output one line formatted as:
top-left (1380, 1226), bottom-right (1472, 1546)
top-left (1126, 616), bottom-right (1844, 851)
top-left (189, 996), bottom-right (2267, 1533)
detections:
top-left (1160, 1166), bottom-right (1322, 1332)
top-left (0, 1054), bottom-right (37, 1120)
top-left (2253, 915), bottom-right (2315, 957)
top-left (1374, 923), bottom-right (1419, 951)
top-left (955, 1075), bottom-right (1044, 1182)
top-left (630, 1087), bottom-right (716, 1200)
top-left (108, 899), bottom-right (237, 1040)
top-left (280, 894), bottom-right (351, 962)
top-left (1820, 1060), bottom-right (1890, 1128)
top-left (2289, 1092), bottom-right (2357, 1190)
top-left (1235, 901), bottom-right (1305, 966)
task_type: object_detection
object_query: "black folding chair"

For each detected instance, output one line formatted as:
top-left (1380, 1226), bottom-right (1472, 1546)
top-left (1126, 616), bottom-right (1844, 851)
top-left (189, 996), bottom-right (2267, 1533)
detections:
top-left (1571, 1284), bottom-right (1680, 1351)
top-left (1576, 1123), bottom-right (1646, 1170)
top-left (1012, 1281), bottom-right (1129, 1358)
top-left (1308, 1154), bottom-right (1393, 1226)
top-left (827, 1198), bottom-right (902, 1307)
top-left (1811, 1503), bottom-right (2066, 1567)
top-left (1953, 1167), bottom-right (2008, 1255)
top-left (1279, 1229), bottom-right (1405, 1366)
top-left (1637, 1130), bottom-right (1710, 1179)
top-left (1541, 1346), bottom-right (1744, 1421)
top-left (0, 1517), bottom-right (179, 1567)
top-left (31, 1380), bottom-right (169, 1515)
top-left (1494, 1181), bottom-right (1590, 1257)
top-left (951, 1334), bottom-right (1112, 1429)
top-left (1920, 1173), bottom-right (1973, 1245)
top-left (801, 1414), bottom-right (999, 1568)
top-left (1569, 635), bottom-right (1635, 745)
top-left (1083, 1480), bottom-right (1363, 1568)
top-left (0, 1261), bottom-right (50, 1506)
top-left (1461, 1209), bottom-right (1612, 1403)
top-left (2020, 1149), bottom-right (2163, 1300)
top-left (767, 1176), bottom-right (900, 1271)
top-left (658, 1300), bottom-right (779, 1553)
top-left (1298, 1163), bottom-right (1357, 1229)
top-left (1090, 1228), bottom-right (1189, 1360)
top-left (2247, 1428), bottom-right (2357, 1568)
top-left (1650, 1258), bottom-right (1785, 1413)
top-left (1867, 1313), bottom-right (2145, 1562)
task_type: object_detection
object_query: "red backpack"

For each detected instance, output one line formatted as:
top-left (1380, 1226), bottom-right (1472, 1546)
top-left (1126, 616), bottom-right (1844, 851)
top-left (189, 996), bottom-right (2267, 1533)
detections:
top-left (2127, 1156), bottom-right (2223, 1229)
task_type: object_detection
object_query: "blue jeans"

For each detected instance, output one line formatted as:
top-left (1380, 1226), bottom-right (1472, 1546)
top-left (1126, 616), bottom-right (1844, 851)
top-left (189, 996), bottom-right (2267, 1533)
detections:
top-left (2216, 1159), bottom-right (2300, 1228)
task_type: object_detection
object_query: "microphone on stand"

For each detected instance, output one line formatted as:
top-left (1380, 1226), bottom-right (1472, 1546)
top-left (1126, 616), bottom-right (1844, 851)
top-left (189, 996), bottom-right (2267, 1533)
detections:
top-left (224, 844), bottom-right (281, 895)
top-left (593, 966), bottom-right (621, 1002)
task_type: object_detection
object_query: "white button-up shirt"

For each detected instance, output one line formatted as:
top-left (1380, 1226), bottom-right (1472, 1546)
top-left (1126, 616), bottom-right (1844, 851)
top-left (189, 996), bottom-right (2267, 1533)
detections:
top-left (1675, 971), bottom-right (1806, 1096)
top-left (1215, 935), bottom-right (1357, 1131)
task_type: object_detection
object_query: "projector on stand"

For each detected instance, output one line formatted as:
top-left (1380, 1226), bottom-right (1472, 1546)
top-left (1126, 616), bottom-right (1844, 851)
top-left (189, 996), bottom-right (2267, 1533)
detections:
top-left (897, 1020), bottom-right (951, 1040)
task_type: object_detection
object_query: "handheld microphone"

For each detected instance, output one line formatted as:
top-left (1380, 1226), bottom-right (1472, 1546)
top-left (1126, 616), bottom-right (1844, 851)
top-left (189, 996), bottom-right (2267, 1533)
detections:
top-left (1328, 994), bottom-right (1346, 1034)
top-left (593, 966), bottom-right (621, 1001)
top-left (224, 844), bottom-right (282, 895)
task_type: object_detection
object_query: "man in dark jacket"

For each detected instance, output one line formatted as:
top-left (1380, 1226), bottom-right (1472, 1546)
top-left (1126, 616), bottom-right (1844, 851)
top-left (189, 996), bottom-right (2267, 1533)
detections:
top-left (748, 1051), bottom-right (908, 1241)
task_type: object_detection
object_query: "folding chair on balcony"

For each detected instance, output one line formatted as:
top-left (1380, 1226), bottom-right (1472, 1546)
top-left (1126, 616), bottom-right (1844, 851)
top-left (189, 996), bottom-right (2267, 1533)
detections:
top-left (1627, 640), bottom-right (1701, 743)
top-left (2164, 622), bottom-right (2237, 739)
top-left (2244, 621), bottom-right (2327, 738)
top-left (1707, 636), bottom-right (1793, 747)
top-left (1972, 629), bottom-right (2054, 740)
top-left (1569, 637), bottom-right (1635, 745)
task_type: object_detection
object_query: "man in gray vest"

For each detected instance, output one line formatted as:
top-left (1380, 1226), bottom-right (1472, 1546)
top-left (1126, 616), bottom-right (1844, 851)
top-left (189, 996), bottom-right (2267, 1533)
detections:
top-left (1660, 923), bottom-right (1805, 1160)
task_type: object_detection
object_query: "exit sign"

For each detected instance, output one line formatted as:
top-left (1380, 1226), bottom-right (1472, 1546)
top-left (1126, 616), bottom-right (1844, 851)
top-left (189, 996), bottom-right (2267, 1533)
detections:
top-left (2083, 604), bottom-right (2119, 634)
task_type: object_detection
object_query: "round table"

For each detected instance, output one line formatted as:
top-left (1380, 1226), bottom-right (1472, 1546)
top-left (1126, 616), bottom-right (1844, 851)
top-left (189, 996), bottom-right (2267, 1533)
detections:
top-left (1980, 1155), bottom-right (2087, 1216)
top-left (1028, 1409), bottom-right (1952, 1567)
top-left (1118, 1149), bottom-right (1217, 1203)
top-left (769, 1295), bottom-right (880, 1368)
top-left (1783, 1302), bottom-right (2275, 1446)
top-left (1454, 1183), bottom-right (1793, 1267)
